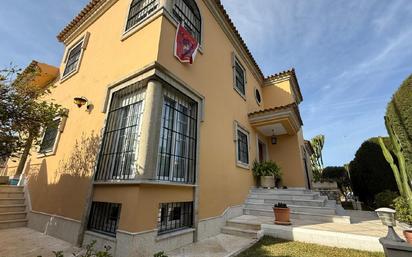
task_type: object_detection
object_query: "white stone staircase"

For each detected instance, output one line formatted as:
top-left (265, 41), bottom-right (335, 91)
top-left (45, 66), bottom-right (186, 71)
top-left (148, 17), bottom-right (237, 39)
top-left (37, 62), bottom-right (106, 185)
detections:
top-left (221, 188), bottom-right (350, 238)
top-left (0, 186), bottom-right (27, 229)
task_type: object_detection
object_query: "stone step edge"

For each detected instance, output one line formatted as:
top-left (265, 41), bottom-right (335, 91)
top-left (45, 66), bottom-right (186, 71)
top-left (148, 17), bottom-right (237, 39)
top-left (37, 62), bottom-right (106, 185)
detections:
top-left (0, 218), bottom-right (28, 224)
top-left (244, 203), bottom-right (335, 210)
top-left (243, 207), bottom-right (348, 219)
top-left (0, 198), bottom-right (25, 200)
top-left (0, 186), bottom-right (24, 188)
top-left (0, 211), bottom-right (27, 216)
top-left (0, 204), bottom-right (26, 208)
top-left (247, 197), bottom-right (326, 203)
top-left (222, 226), bottom-right (261, 234)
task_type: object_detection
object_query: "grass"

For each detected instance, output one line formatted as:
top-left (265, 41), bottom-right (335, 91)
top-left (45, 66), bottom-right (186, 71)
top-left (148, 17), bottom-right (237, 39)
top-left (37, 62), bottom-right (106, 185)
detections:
top-left (236, 236), bottom-right (384, 257)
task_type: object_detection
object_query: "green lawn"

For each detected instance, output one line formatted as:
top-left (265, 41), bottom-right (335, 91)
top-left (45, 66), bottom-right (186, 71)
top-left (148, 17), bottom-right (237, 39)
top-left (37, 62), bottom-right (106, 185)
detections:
top-left (236, 236), bottom-right (384, 257)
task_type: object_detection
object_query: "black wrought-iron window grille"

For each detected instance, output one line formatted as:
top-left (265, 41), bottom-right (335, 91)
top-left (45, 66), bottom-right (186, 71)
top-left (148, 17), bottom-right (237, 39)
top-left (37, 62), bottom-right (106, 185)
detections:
top-left (157, 87), bottom-right (197, 184)
top-left (158, 201), bottom-right (193, 234)
top-left (125, 0), bottom-right (159, 31)
top-left (237, 127), bottom-right (249, 165)
top-left (63, 41), bottom-right (83, 77)
top-left (88, 201), bottom-right (121, 237)
top-left (173, 0), bottom-right (202, 43)
top-left (95, 84), bottom-right (145, 181)
top-left (39, 118), bottom-right (61, 153)
top-left (234, 58), bottom-right (246, 96)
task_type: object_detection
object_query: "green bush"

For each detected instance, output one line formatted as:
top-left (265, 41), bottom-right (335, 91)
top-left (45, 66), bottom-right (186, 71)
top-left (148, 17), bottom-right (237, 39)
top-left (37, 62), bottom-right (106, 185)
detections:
top-left (252, 160), bottom-right (281, 178)
top-left (154, 252), bottom-right (168, 257)
top-left (349, 138), bottom-right (398, 208)
top-left (394, 196), bottom-right (412, 225)
top-left (374, 190), bottom-right (398, 208)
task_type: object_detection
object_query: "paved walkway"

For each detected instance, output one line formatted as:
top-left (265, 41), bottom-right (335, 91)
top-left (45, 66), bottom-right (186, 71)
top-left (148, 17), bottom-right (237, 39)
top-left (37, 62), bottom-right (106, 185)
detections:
top-left (0, 227), bottom-right (79, 257)
top-left (166, 234), bottom-right (256, 257)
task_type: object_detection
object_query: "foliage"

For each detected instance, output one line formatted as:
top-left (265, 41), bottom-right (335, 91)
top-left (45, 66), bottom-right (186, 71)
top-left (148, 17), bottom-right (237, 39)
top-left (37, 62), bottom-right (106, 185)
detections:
top-left (235, 236), bottom-right (384, 257)
top-left (349, 138), bottom-right (398, 208)
top-left (374, 190), bottom-right (398, 208)
top-left (379, 74), bottom-right (412, 215)
top-left (309, 135), bottom-right (325, 181)
top-left (153, 252), bottom-right (168, 257)
top-left (252, 160), bottom-right (281, 178)
top-left (321, 166), bottom-right (351, 195)
top-left (274, 202), bottom-right (287, 208)
top-left (38, 241), bottom-right (112, 257)
top-left (0, 65), bottom-right (63, 164)
top-left (394, 196), bottom-right (412, 225)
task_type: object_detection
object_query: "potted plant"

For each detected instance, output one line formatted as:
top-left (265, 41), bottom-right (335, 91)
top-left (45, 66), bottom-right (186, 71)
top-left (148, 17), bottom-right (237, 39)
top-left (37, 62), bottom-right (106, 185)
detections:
top-left (252, 160), bottom-right (281, 188)
top-left (273, 202), bottom-right (291, 225)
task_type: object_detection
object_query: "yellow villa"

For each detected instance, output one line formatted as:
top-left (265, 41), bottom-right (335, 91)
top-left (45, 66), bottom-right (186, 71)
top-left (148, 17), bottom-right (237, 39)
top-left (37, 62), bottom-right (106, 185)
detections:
top-left (1, 0), bottom-right (336, 256)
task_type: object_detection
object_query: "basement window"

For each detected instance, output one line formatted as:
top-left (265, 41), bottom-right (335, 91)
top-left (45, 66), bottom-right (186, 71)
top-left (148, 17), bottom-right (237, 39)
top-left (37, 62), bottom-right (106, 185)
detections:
top-left (158, 201), bottom-right (193, 234)
top-left (88, 201), bottom-right (121, 237)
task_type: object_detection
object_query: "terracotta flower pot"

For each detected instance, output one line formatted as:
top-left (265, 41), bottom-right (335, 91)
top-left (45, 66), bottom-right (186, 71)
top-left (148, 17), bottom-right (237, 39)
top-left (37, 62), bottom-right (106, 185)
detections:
top-left (273, 207), bottom-right (291, 225)
top-left (404, 230), bottom-right (412, 244)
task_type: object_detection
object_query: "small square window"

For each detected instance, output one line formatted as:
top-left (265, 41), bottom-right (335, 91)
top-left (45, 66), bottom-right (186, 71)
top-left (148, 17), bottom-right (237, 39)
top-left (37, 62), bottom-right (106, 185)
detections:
top-left (39, 118), bottom-right (61, 154)
top-left (233, 57), bottom-right (246, 97)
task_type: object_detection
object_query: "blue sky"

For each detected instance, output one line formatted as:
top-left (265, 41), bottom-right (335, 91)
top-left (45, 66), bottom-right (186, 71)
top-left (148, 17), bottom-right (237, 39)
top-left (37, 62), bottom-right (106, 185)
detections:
top-left (1, 1), bottom-right (411, 166)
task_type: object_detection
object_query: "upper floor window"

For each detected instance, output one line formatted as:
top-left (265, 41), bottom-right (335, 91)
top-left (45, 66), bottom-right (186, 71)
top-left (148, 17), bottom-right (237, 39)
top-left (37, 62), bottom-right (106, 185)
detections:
top-left (173, 0), bottom-right (202, 43)
top-left (233, 56), bottom-right (246, 97)
top-left (62, 41), bottom-right (83, 77)
top-left (125, 0), bottom-right (159, 31)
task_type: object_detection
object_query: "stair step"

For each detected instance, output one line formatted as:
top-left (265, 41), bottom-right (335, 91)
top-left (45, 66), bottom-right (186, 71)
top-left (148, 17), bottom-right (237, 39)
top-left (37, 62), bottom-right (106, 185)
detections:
top-left (248, 198), bottom-right (326, 207)
top-left (243, 208), bottom-right (350, 224)
top-left (0, 219), bottom-right (28, 229)
top-left (0, 205), bottom-right (26, 213)
top-left (0, 186), bottom-right (23, 193)
top-left (0, 212), bottom-right (26, 221)
top-left (248, 193), bottom-right (318, 200)
top-left (0, 198), bottom-right (25, 205)
top-left (226, 220), bottom-right (261, 231)
top-left (250, 189), bottom-right (310, 195)
top-left (0, 192), bottom-right (24, 198)
top-left (244, 203), bottom-right (336, 215)
top-left (221, 226), bottom-right (261, 239)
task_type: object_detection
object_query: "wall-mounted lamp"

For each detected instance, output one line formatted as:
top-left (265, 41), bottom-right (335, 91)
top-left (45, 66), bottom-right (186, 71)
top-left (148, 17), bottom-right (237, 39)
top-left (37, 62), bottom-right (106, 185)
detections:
top-left (73, 96), bottom-right (93, 112)
top-left (271, 129), bottom-right (277, 145)
top-left (375, 207), bottom-right (404, 242)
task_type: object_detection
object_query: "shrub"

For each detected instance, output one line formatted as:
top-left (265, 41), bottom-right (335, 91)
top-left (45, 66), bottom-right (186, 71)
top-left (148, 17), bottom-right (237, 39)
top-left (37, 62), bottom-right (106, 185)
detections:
top-left (321, 166), bottom-right (351, 195)
top-left (394, 196), bottom-right (412, 225)
top-left (374, 190), bottom-right (398, 208)
top-left (349, 138), bottom-right (398, 208)
top-left (252, 160), bottom-right (281, 178)
top-left (153, 252), bottom-right (168, 257)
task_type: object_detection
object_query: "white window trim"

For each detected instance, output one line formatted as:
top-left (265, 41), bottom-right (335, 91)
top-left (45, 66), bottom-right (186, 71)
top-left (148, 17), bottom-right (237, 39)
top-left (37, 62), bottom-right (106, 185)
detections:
top-left (232, 53), bottom-right (247, 100)
top-left (60, 32), bottom-right (90, 82)
top-left (37, 115), bottom-right (67, 158)
top-left (234, 121), bottom-right (250, 169)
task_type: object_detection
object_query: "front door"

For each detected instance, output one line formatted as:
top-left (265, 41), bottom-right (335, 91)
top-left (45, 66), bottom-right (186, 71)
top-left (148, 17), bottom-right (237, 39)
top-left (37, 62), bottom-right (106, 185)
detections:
top-left (258, 140), bottom-right (266, 163)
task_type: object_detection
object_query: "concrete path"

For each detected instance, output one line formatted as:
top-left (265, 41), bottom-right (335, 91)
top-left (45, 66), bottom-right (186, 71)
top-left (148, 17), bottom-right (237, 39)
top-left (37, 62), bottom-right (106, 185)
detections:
top-left (166, 234), bottom-right (256, 257)
top-left (0, 227), bottom-right (79, 257)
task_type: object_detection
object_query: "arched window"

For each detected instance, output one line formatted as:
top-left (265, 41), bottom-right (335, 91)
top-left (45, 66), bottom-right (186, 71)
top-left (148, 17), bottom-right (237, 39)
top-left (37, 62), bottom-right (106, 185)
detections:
top-left (126, 0), bottom-right (159, 31)
top-left (173, 0), bottom-right (202, 43)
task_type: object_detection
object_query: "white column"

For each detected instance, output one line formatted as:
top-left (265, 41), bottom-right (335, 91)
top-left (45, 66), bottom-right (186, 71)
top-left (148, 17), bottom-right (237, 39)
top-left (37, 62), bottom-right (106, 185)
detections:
top-left (136, 79), bottom-right (163, 179)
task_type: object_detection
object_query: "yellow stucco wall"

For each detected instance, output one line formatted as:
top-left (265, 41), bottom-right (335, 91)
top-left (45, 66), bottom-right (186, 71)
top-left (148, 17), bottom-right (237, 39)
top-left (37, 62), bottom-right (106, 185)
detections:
top-left (263, 80), bottom-right (295, 108)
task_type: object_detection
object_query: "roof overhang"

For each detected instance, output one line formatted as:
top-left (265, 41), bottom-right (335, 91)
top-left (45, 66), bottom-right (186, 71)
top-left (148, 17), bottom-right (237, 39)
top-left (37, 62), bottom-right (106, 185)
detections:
top-left (264, 69), bottom-right (303, 104)
top-left (248, 103), bottom-right (303, 136)
top-left (14, 61), bottom-right (59, 90)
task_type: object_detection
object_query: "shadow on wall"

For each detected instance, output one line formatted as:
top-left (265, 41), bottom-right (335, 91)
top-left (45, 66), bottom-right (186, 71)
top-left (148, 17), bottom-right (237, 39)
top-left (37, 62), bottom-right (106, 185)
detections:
top-left (26, 131), bottom-right (101, 221)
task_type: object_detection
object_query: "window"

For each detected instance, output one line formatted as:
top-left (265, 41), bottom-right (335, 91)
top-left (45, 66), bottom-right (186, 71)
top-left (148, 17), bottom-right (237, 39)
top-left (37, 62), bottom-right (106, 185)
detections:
top-left (233, 57), bottom-right (246, 97)
top-left (158, 201), bottom-right (193, 234)
top-left (255, 88), bottom-right (262, 104)
top-left (62, 41), bottom-right (83, 77)
top-left (39, 118), bottom-right (61, 154)
top-left (173, 0), bottom-right (202, 43)
top-left (236, 124), bottom-right (249, 167)
top-left (88, 202), bottom-right (121, 237)
top-left (125, 0), bottom-right (159, 31)
top-left (157, 87), bottom-right (197, 184)
top-left (95, 84), bottom-right (145, 181)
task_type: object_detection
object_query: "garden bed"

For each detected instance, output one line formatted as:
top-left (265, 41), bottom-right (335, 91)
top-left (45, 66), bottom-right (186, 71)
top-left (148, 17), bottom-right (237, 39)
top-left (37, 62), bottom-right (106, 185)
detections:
top-left (236, 236), bottom-right (384, 257)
